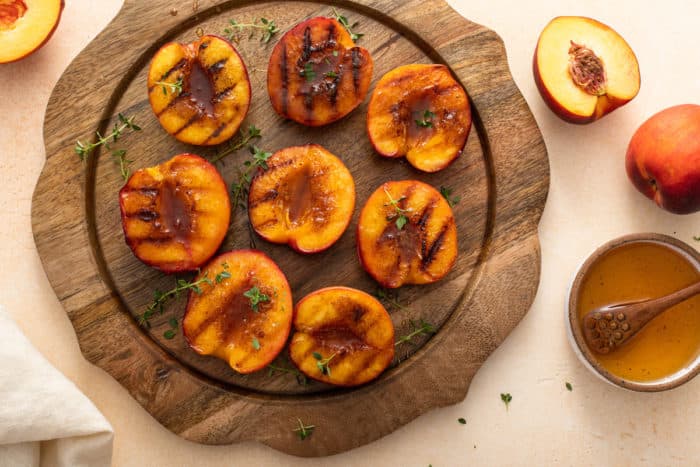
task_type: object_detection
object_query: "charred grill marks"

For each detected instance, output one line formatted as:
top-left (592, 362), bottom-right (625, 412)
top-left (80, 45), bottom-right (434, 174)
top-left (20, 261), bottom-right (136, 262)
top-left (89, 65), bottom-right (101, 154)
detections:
top-left (280, 43), bottom-right (288, 114)
top-left (351, 48), bottom-right (361, 93)
top-left (208, 58), bottom-right (227, 75)
top-left (422, 222), bottom-right (449, 270)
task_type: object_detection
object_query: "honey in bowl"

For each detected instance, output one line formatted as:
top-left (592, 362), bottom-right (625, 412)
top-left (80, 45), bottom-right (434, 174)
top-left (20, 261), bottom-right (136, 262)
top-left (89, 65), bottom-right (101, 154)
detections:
top-left (575, 239), bottom-right (700, 385)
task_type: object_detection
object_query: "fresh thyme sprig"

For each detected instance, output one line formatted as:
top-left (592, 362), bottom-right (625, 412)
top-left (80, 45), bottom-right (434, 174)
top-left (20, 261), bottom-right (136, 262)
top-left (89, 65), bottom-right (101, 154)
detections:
top-left (694, 235), bottom-right (700, 242)
top-left (394, 319), bottom-right (436, 346)
top-left (301, 62), bottom-right (316, 81)
top-left (565, 382), bottom-right (573, 391)
top-left (374, 287), bottom-right (405, 310)
top-left (415, 110), bottom-right (435, 128)
top-left (293, 418), bottom-right (315, 440)
top-left (384, 187), bottom-right (411, 230)
top-left (224, 17), bottom-right (279, 44)
top-left (138, 274), bottom-right (213, 330)
top-left (112, 149), bottom-right (132, 182)
top-left (312, 352), bottom-right (336, 376)
top-left (210, 124), bottom-right (262, 163)
top-left (74, 113), bottom-right (141, 161)
top-left (440, 186), bottom-right (461, 207)
top-left (164, 318), bottom-right (178, 340)
top-left (154, 76), bottom-right (184, 96)
top-left (215, 262), bottom-right (231, 283)
top-left (230, 145), bottom-right (273, 211)
top-left (268, 364), bottom-right (309, 386)
top-left (332, 8), bottom-right (364, 42)
top-left (501, 392), bottom-right (512, 410)
top-left (243, 286), bottom-right (269, 312)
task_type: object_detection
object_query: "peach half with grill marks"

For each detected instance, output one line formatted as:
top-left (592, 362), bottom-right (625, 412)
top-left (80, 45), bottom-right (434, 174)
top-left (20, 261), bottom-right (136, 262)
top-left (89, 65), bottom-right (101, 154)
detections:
top-left (183, 250), bottom-right (293, 374)
top-left (357, 180), bottom-right (458, 288)
top-left (289, 286), bottom-right (395, 386)
top-left (248, 144), bottom-right (355, 254)
top-left (267, 16), bottom-right (373, 126)
top-left (0, 0), bottom-right (64, 64)
top-left (366, 64), bottom-right (471, 173)
top-left (147, 34), bottom-right (251, 145)
top-left (119, 154), bottom-right (230, 273)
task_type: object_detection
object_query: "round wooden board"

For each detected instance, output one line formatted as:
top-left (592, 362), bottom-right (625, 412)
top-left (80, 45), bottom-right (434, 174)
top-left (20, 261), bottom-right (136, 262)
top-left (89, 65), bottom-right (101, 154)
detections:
top-left (32, 0), bottom-right (549, 456)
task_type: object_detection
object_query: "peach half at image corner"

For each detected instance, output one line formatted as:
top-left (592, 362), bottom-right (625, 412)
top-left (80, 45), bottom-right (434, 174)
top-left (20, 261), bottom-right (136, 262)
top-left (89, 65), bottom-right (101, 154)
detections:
top-left (0, 0), bottom-right (64, 64)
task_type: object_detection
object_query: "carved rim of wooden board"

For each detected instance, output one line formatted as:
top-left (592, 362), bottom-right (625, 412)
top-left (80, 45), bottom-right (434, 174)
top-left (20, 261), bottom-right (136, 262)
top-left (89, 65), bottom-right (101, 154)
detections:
top-left (32, 0), bottom-right (549, 457)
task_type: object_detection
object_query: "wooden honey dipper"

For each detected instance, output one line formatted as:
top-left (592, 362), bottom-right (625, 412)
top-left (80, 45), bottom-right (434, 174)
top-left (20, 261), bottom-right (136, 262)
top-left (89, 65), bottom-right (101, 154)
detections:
top-left (582, 281), bottom-right (700, 354)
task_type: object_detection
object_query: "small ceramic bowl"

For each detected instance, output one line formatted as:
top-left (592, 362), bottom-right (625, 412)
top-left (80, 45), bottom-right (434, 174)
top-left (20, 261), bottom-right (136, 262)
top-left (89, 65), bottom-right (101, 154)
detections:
top-left (566, 233), bottom-right (700, 392)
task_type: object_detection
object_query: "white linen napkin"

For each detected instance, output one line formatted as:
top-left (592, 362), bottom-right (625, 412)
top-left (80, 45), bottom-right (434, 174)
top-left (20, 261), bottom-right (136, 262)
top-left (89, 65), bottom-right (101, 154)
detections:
top-left (0, 307), bottom-right (113, 467)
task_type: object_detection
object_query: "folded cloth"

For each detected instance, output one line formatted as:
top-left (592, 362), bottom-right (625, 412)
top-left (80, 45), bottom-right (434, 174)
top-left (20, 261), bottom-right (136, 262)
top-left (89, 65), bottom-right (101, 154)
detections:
top-left (0, 307), bottom-right (113, 467)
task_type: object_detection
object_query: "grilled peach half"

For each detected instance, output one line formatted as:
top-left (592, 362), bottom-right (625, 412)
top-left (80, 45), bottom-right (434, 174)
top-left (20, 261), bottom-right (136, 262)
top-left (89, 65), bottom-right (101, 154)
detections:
top-left (267, 16), bottom-right (373, 126)
top-left (357, 180), bottom-right (458, 288)
top-left (367, 64), bottom-right (471, 172)
top-left (248, 144), bottom-right (355, 253)
top-left (147, 34), bottom-right (251, 145)
top-left (119, 154), bottom-right (230, 273)
top-left (183, 250), bottom-right (293, 374)
top-left (289, 286), bottom-right (395, 386)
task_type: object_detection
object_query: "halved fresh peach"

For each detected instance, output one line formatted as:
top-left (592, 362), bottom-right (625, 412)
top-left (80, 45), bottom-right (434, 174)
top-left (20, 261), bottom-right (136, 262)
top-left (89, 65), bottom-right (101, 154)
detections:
top-left (0, 0), bottom-right (64, 64)
top-left (147, 34), bottom-right (251, 145)
top-left (267, 16), bottom-right (373, 126)
top-left (248, 144), bottom-right (355, 253)
top-left (289, 286), bottom-right (395, 386)
top-left (183, 250), bottom-right (293, 374)
top-left (119, 154), bottom-right (230, 273)
top-left (357, 180), bottom-right (458, 288)
top-left (534, 16), bottom-right (640, 123)
top-left (366, 64), bottom-right (471, 173)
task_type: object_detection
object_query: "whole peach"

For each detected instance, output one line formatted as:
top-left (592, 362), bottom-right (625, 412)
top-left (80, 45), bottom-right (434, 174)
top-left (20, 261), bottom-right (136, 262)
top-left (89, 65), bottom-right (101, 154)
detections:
top-left (626, 104), bottom-right (700, 214)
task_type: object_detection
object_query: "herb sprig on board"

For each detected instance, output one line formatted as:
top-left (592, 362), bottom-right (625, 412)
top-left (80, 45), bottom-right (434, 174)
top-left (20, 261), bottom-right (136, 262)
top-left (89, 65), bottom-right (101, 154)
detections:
top-left (111, 149), bottom-right (132, 182)
top-left (374, 287), bottom-right (405, 310)
top-left (224, 17), bottom-right (280, 44)
top-left (138, 274), bottom-right (213, 338)
top-left (440, 186), bottom-right (461, 207)
top-left (74, 113), bottom-right (141, 161)
top-left (210, 124), bottom-right (262, 164)
top-left (394, 319), bottom-right (436, 346)
top-left (294, 418), bottom-right (315, 440)
top-left (230, 145), bottom-right (273, 211)
top-left (268, 364), bottom-right (309, 386)
top-left (332, 8), bottom-right (364, 42)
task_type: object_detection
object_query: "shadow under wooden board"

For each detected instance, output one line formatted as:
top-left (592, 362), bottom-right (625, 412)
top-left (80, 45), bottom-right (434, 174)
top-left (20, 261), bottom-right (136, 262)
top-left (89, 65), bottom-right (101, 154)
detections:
top-left (32, 0), bottom-right (549, 457)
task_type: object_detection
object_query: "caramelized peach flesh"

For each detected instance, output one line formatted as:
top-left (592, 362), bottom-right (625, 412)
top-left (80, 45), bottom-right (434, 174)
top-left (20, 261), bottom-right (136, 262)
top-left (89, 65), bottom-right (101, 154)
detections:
top-left (289, 286), bottom-right (395, 386)
top-left (147, 34), bottom-right (251, 145)
top-left (0, 0), bottom-right (63, 64)
top-left (357, 180), bottom-right (458, 288)
top-left (248, 144), bottom-right (355, 253)
top-left (183, 250), bottom-right (293, 374)
top-left (267, 17), bottom-right (373, 126)
top-left (534, 16), bottom-right (640, 123)
top-left (367, 64), bottom-right (471, 173)
top-left (119, 154), bottom-right (230, 273)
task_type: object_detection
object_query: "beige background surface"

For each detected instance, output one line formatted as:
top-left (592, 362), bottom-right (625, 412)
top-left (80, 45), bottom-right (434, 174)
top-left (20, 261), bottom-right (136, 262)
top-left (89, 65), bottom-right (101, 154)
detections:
top-left (1, 0), bottom-right (699, 465)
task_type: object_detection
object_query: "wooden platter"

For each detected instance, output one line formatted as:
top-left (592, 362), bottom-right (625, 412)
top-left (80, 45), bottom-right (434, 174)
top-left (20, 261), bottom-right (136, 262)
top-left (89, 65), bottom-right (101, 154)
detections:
top-left (32, 0), bottom-right (549, 456)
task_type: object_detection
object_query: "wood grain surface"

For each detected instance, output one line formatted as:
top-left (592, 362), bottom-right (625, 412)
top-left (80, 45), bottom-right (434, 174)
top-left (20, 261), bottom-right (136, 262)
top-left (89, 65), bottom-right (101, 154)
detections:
top-left (31, 0), bottom-right (549, 456)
